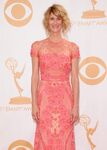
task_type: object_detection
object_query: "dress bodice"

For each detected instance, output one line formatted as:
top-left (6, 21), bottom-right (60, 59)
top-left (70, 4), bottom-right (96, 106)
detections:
top-left (30, 38), bottom-right (80, 81)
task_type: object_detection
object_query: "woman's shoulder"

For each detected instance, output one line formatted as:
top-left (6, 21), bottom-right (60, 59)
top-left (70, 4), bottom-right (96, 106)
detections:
top-left (30, 39), bottom-right (47, 57)
top-left (31, 38), bottom-right (47, 49)
top-left (64, 39), bottom-right (80, 58)
top-left (64, 39), bottom-right (79, 48)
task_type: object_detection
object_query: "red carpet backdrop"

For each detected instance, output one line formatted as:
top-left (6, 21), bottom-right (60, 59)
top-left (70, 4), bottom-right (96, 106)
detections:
top-left (0, 0), bottom-right (107, 149)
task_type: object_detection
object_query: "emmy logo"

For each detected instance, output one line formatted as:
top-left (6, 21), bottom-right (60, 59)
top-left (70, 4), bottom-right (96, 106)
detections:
top-left (5, 57), bottom-right (31, 104)
top-left (79, 115), bottom-right (98, 150)
top-left (82, 0), bottom-right (106, 18)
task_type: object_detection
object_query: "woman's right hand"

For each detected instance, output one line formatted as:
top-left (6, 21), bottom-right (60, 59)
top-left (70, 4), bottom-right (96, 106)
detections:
top-left (32, 104), bottom-right (40, 123)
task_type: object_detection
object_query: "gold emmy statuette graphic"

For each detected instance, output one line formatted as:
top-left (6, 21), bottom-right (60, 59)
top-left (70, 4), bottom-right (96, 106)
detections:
top-left (82, 0), bottom-right (106, 18)
top-left (79, 115), bottom-right (98, 150)
top-left (8, 139), bottom-right (33, 150)
top-left (5, 58), bottom-right (31, 104)
top-left (4, 0), bottom-right (33, 27)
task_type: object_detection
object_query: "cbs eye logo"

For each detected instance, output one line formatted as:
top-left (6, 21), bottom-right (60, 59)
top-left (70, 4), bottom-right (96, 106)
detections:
top-left (4, 0), bottom-right (33, 27)
top-left (8, 139), bottom-right (33, 150)
top-left (79, 56), bottom-right (107, 85)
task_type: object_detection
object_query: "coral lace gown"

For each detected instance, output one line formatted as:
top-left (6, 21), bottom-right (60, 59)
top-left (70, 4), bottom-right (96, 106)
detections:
top-left (30, 38), bottom-right (80, 150)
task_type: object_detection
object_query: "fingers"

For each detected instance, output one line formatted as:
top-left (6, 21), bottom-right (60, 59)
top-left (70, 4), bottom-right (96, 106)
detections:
top-left (32, 111), bottom-right (40, 123)
top-left (70, 113), bottom-right (79, 125)
top-left (36, 112), bottom-right (40, 121)
top-left (74, 119), bottom-right (79, 125)
top-left (73, 115), bottom-right (79, 124)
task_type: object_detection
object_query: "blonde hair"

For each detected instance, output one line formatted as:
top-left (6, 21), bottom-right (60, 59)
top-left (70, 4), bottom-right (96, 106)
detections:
top-left (43, 4), bottom-right (71, 35)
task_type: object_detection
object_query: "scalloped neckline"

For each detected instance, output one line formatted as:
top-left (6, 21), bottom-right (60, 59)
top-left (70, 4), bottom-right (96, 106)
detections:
top-left (47, 37), bottom-right (65, 44)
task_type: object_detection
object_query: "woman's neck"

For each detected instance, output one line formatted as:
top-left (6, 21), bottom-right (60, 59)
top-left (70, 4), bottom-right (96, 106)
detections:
top-left (48, 33), bottom-right (63, 42)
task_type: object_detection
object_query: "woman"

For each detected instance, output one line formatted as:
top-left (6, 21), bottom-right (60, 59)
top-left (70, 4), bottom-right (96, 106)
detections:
top-left (30, 4), bottom-right (80, 150)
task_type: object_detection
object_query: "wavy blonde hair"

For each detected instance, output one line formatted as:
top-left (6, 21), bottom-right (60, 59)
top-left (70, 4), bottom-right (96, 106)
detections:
top-left (43, 4), bottom-right (71, 34)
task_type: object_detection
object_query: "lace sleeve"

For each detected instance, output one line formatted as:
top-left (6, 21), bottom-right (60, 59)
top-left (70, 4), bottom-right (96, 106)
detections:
top-left (71, 42), bottom-right (80, 59)
top-left (30, 41), bottom-right (39, 57)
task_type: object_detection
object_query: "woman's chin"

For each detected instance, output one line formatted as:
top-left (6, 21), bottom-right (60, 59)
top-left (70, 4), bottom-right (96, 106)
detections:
top-left (50, 30), bottom-right (61, 34)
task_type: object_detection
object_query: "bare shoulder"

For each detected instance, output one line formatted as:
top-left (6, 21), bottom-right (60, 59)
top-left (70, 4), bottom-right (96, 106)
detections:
top-left (32, 39), bottom-right (45, 44)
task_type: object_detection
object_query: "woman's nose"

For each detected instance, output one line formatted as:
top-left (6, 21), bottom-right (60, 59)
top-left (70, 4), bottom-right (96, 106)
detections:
top-left (54, 19), bottom-right (58, 24)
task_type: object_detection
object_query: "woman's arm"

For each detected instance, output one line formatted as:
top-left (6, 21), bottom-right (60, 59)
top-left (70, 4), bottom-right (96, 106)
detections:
top-left (30, 42), bottom-right (40, 122)
top-left (70, 42), bottom-right (80, 124)
top-left (31, 54), bottom-right (39, 107)
top-left (71, 58), bottom-right (80, 110)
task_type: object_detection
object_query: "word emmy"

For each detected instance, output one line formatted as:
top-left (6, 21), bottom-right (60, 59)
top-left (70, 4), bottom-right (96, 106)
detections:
top-left (82, 0), bottom-right (106, 18)
top-left (5, 58), bottom-right (31, 104)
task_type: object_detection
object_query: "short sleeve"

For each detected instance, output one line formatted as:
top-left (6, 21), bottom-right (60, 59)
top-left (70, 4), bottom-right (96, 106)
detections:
top-left (30, 41), bottom-right (39, 57)
top-left (71, 42), bottom-right (80, 59)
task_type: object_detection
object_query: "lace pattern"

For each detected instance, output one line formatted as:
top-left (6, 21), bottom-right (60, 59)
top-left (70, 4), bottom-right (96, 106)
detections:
top-left (30, 38), bottom-right (80, 150)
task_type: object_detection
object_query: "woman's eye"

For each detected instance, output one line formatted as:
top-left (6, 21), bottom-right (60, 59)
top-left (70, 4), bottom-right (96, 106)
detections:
top-left (50, 17), bottom-right (54, 20)
top-left (49, 17), bottom-right (62, 21)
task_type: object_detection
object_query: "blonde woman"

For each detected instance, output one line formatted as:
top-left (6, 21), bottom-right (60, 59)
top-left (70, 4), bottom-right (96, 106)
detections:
top-left (30, 4), bottom-right (80, 150)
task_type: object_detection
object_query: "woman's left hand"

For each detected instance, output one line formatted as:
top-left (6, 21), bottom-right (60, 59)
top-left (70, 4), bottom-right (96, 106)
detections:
top-left (70, 107), bottom-right (80, 125)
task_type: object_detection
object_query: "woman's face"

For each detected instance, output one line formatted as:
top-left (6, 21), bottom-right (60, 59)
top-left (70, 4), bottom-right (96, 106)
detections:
top-left (48, 13), bottom-right (62, 34)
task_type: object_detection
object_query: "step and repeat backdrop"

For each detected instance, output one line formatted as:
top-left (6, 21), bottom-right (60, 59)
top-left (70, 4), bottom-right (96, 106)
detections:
top-left (0, 0), bottom-right (107, 149)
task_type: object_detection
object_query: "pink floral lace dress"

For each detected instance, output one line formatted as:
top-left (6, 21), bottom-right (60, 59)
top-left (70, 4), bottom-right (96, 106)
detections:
top-left (30, 38), bottom-right (80, 150)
